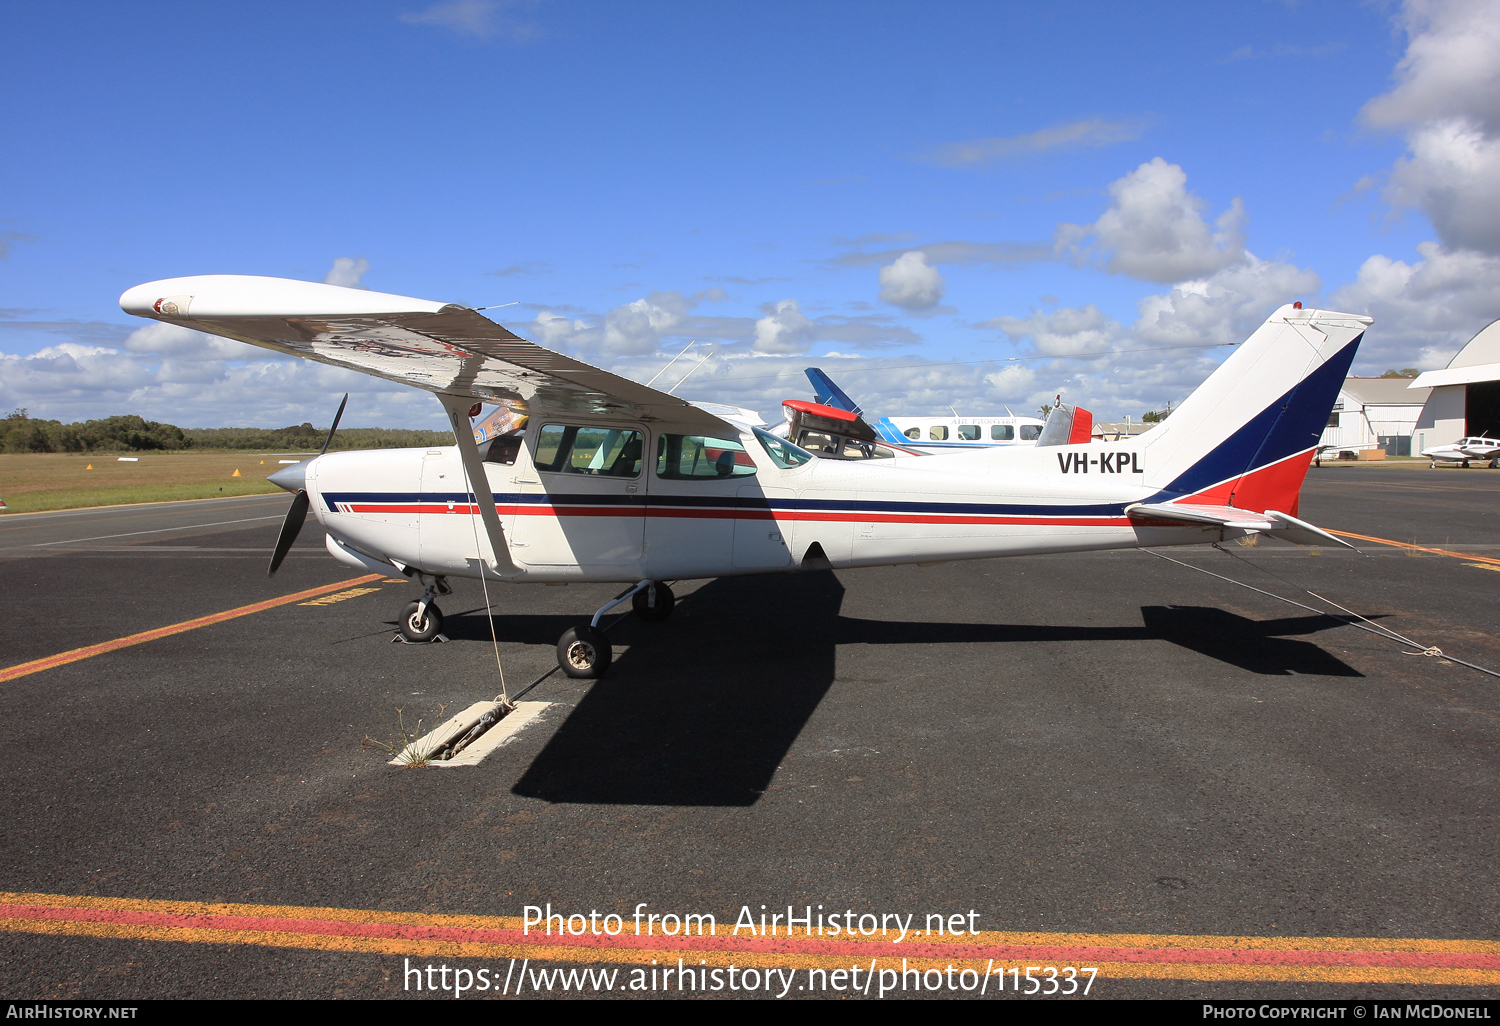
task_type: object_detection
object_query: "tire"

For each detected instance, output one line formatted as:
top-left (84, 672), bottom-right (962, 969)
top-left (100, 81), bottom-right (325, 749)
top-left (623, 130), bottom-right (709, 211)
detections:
top-left (399, 600), bottom-right (443, 643)
top-left (632, 582), bottom-right (675, 622)
top-left (557, 625), bottom-right (611, 678)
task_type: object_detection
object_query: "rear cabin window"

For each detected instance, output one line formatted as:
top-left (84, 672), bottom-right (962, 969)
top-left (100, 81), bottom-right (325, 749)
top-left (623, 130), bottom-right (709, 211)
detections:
top-left (991, 424), bottom-right (1014, 440)
top-left (1020, 424), bottom-right (1042, 441)
top-left (799, 431), bottom-right (839, 454)
top-left (657, 434), bottom-right (758, 479)
top-left (534, 425), bottom-right (644, 477)
top-left (482, 432), bottom-right (523, 465)
top-left (958, 425), bottom-right (980, 441)
top-left (904, 426), bottom-right (921, 440)
top-left (929, 425), bottom-right (949, 441)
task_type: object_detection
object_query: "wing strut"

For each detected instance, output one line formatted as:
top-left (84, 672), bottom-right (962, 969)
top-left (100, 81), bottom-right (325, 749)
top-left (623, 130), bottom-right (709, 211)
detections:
top-left (438, 394), bottom-right (522, 577)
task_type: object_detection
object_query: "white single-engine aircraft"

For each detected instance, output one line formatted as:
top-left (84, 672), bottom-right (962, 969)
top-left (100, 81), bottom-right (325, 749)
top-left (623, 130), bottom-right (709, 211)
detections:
top-left (121, 277), bottom-right (1369, 679)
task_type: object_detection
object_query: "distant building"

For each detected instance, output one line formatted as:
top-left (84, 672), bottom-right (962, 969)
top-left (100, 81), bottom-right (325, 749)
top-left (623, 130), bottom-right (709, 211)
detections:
top-left (1319, 377), bottom-right (1431, 456)
top-left (1409, 319), bottom-right (1500, 452)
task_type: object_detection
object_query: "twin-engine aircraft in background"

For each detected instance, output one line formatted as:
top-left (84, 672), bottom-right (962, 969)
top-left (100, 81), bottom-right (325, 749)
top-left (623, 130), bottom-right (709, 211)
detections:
top-left (1420, 436), bottom-right (1500, 469)
top-left (121, 277), bottom-right (1368, 680)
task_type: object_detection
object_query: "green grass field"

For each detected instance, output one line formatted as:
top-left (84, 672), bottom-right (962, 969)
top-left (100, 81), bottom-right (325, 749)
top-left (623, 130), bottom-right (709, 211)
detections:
top-left (0, 450), bottom-right (313, 514)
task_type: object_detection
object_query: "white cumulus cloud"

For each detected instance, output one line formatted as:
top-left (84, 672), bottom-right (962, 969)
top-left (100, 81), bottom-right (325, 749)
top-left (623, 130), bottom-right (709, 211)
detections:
top-left (752, 299), bottom-right (817, 354)
top-left (1361, 0), bottom-right (1500, 255)
top-left (1057, 157), bottom-right (1247, 284)
top-left (1330, 241), bottom-right (1500, 371)
top-left (602, 293), bottom-right (688, 355)
top-left (877, 251), bottom-right (946, 310)
top-left (323, 257), bottom-right (370, 288)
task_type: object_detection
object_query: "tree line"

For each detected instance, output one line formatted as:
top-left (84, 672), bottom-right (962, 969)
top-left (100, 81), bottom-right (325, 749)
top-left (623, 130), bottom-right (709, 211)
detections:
top-left (2, 410), bottom-right (454, 453)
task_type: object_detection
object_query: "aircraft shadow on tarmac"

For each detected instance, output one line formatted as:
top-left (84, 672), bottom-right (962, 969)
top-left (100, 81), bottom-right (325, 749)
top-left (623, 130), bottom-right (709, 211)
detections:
top-left (421, 572), bottom-right (1365, 808)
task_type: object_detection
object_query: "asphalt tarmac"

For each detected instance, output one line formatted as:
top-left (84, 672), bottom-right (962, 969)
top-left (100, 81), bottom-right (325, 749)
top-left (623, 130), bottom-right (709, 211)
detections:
top-left (0, 464), bottom-right (1496, 1000)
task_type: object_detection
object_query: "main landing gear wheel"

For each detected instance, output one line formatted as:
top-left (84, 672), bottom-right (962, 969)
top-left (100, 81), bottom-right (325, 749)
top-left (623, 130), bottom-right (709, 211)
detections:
top-left (400, 601), bottom-right (444, 643)
top-left (557, 625), bottom-right (611, 678)
top-left (632, 582), bottom-right (675, 622)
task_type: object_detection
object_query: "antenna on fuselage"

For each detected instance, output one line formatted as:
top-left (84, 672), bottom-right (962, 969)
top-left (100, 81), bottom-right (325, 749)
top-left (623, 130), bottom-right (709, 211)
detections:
top-left (666, 348), bottom-right (714, 395)
top-left (646, 340), bottom-right (696, 388)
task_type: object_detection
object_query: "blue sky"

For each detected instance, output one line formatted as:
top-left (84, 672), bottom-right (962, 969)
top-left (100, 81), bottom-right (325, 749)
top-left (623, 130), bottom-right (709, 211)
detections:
top-left (3, 0), bottom-right (1498, 429)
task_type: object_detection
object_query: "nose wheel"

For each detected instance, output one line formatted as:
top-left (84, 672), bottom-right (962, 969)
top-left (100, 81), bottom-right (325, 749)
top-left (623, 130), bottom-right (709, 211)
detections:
top-left (395, 574), bottom-right (451, 643)
top-left (400, 600), bottom-right (444, 643)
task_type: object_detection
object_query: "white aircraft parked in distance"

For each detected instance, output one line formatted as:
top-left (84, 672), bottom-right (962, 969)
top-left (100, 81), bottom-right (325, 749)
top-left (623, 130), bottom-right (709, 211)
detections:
top-left (121, 278), bottom-right (1368, 680)
top-left (795, 367), bottom-right (1049, 454)
top-left (1420, 436), bottom-right (1500, 469)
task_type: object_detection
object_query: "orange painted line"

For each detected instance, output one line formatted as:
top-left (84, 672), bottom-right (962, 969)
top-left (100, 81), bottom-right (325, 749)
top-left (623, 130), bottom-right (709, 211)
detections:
top-left (0, 574), bottom-right (384, 684)
top-left (1, 893), bottom-right (1496, 985)
top-left (1328, 529), bottom-right (1500, 567)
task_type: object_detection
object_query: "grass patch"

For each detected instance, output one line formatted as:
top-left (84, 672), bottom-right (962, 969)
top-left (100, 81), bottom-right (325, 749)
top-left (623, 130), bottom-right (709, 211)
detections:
top-left (362, 705), bottom-right (449, 768)
top-left (0, 450), bottom-right (305, 514)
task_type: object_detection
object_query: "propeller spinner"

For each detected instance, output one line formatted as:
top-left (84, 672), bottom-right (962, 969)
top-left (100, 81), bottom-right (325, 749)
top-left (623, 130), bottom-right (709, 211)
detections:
top-left (267, 393), bottom-right (348, 577)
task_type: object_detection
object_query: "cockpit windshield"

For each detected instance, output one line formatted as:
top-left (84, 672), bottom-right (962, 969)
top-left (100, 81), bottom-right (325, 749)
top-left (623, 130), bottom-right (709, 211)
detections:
top-left (754, 427), bottom-right (815, 469)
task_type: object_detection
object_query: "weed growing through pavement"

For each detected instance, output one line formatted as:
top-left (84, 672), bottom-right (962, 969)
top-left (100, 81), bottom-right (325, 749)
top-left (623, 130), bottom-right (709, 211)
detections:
top-left (1236, 533), bottom-right (1261, 547)
top-left (362, 704), bottom-right (448, 767)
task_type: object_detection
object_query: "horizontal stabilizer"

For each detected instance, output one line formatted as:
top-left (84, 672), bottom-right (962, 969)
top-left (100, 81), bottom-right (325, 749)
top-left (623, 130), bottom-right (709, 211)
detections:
top-left (1262, 510), bottom-right (1356, 549)
top-left (1127, 503), bottom-right (1354, 548)
top-left (1127, 503), bottom-right (1276, 530)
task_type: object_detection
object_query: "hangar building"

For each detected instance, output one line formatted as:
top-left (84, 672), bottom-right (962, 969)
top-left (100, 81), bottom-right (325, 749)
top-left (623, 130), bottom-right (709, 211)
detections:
top-left (1319, 377), bottom-right (1431, 456)
top-left (1409, 319), bottom-right (1500, 453)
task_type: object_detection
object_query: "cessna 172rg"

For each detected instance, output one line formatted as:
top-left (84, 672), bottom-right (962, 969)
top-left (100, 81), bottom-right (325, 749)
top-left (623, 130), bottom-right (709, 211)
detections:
top-left (120, 277), bottom-right (1368, 680)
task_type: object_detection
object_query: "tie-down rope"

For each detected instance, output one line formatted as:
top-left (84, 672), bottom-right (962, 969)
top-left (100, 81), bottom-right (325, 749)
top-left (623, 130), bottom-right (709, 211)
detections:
top-left (1144, 544), bottom-right (1500, 680)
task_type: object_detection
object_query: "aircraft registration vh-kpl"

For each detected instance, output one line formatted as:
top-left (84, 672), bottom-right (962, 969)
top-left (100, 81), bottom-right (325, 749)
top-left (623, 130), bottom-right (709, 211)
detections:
top-left (121, 276), bottom-right (1371, 681)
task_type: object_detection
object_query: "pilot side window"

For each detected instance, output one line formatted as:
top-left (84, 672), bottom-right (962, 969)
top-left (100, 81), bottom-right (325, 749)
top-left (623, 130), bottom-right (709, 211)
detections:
top-left (958, 425), bottom-right (980, 440)
top-left (904, 427), bottom-right (921, 440)
top-left (929, 425), bottom-right (949, 441)
top-left (656, 434), bottom-right (758, 479)
top-left (533, 424), bottom-right (644, 477)
top-left (991, 424), bottom-right (1014, 440)
top-left (1019, 425), bottom-right (1042, 441)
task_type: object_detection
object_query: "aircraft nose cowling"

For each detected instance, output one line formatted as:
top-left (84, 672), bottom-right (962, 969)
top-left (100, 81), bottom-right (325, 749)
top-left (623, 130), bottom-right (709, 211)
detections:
top-left (268, 461), bottom-right (308, 493)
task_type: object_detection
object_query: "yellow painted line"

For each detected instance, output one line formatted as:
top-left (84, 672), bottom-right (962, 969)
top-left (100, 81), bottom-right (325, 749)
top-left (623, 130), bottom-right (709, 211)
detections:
top-left (0, 574), bottom-right (384, 684)
top-left (1328, 529), bottom-right (1500, 567)
top-left (299, 586), bottom-right (383, 606)
top-left (1464, 563), bottom-right (1500, 574)
top-left (0, 893), bottom-right (1495, 985)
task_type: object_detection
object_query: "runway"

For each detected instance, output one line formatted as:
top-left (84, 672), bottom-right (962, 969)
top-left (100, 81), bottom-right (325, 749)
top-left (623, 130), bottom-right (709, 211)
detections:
top-left (0, 465), bottom-right (1496, 998)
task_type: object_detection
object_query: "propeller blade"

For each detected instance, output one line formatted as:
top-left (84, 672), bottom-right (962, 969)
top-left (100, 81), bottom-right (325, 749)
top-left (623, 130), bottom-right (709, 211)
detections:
top-left (267, 489), bottom-right (310, 577)
top-left (319, 393), bottom-right (349, 456)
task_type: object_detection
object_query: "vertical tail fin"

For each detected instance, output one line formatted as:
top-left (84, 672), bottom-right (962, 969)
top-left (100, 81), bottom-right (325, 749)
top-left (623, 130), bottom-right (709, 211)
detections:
top-left (805, 368), bottom-right (864, 416)
top-left (1138, 305), bottom-right (1371, 514)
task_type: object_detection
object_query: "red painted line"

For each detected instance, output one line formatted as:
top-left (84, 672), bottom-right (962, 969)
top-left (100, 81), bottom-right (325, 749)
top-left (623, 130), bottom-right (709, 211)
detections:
top-left (2, 903), bottom-right (1496, 971)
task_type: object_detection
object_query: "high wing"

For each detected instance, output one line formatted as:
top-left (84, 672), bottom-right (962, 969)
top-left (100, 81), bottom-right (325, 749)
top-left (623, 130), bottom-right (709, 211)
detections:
top-left (118, 275), bottom-right (734, 437)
